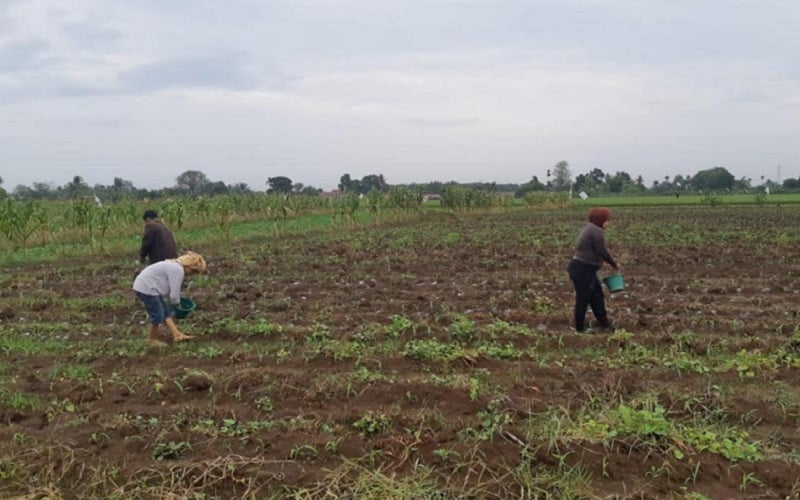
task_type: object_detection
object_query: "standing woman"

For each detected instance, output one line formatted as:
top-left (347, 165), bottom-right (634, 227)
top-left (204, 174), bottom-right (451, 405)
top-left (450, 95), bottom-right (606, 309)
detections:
top-left (568, 207), bottom-right (620, 332)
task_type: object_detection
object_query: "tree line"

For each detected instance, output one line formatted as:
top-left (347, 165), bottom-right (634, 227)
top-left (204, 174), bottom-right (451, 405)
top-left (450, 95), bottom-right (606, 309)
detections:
top-left (0, 163), bottom-right (794, 202)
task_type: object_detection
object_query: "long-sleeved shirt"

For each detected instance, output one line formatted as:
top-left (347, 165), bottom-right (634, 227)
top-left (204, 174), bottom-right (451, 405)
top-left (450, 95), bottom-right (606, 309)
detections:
top-left (140, 220), bottom-right (178, 264)
top-left (132, 260), bottom-right (185, 305)
top-left (572, 222), bottom-right (617, 268)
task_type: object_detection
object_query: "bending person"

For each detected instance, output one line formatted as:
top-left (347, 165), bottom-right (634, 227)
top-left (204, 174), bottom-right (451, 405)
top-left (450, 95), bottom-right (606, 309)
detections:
top-left (133, 251), bottom-right (207, 346)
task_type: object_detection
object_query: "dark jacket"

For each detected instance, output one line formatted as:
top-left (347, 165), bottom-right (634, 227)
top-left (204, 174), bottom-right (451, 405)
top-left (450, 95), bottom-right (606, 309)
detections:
top-left (572, 223), bottom-right (617, 269)
top-left (140, 220), bottom-right (178, 264)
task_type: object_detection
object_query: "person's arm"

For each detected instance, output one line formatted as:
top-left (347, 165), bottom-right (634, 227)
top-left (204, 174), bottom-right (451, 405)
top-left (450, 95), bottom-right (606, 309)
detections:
top-left (166, 265), bottom-right (185, 305)
top-left (140, 226), bottom-right (154, 263)
top-left (592, 231), bottom-right (618, 269)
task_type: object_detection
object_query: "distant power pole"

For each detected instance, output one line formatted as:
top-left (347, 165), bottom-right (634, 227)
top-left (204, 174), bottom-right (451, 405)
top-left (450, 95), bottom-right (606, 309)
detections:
top-left (777, 165), bottom-right (782, 184)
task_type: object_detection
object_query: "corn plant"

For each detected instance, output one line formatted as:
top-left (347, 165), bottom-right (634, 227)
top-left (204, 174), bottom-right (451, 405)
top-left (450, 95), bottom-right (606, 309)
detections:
top-left (0, 198), bottom-right (48, 248)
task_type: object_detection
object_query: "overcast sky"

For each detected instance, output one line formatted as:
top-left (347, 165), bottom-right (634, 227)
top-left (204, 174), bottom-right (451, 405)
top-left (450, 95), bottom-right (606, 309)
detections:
top-left (1, 0), bottom-right (798, 191)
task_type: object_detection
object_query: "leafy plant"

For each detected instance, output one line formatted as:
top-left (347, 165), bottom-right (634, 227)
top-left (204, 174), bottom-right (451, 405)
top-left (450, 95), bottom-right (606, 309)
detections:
top-left (290, 444), bottom-right (318, 460)
top-left (448, 314), bottom-right (477, 343)
top-left (256, 396), bottom-right (273, 412)
top-left (613, 404), bottom-right (671, 441)
top-left (353, 412), bottom-right (392, 436)
top-left (680, 427), bottom-right (762, 462)
top-left (152, 440), bottom-right (192, 460)
top-left (384, 315), bottom-right (415, 338)
top-left (403, 339), bottom-right (460, 362)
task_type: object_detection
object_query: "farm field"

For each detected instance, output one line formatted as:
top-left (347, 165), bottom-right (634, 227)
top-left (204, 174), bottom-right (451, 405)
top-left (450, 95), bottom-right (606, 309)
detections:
top-left (1, 205), bottom-right (800, 498)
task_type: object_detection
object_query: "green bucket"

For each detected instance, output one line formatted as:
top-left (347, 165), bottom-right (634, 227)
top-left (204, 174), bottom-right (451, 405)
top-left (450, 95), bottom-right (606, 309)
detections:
top-left (174, 296), bottom-right (196, 319)
top-left (602, 274), bottom-right (624, 293)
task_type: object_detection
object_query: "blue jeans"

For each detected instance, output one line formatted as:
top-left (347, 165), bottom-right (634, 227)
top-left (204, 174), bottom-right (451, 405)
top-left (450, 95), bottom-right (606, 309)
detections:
top-left (135, 292), bottom-right (174, 325)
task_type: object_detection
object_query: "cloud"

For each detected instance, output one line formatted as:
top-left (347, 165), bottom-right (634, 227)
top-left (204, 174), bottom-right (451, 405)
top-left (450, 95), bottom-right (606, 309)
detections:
top-left (406, 117), bottom-right (479, 127)
top-left (0, 39), bottom-right (54, 73)
top-left (116, 55), bottom-right (275, 94)
top-left (61, 20), bottom-right (121, 50)
top-left (0, 0), bottom-right (799, 190)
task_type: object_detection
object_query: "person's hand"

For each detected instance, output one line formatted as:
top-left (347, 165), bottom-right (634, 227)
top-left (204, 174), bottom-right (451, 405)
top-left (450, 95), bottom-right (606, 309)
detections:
top-left (133, 267), bottom-right (142, 279)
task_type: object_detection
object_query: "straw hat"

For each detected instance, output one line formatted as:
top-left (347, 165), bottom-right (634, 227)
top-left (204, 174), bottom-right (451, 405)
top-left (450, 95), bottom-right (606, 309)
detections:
top-left (176, 251), bottom-right (207, 273)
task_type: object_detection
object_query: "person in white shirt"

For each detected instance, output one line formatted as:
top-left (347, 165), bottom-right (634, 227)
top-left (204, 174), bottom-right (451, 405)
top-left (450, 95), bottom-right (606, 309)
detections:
top-left (133, 251), bottom-right (207, 346)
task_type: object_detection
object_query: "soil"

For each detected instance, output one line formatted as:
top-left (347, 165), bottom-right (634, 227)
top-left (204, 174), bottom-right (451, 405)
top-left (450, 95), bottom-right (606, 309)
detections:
top-left (1, 206), bottom-right (799, 498)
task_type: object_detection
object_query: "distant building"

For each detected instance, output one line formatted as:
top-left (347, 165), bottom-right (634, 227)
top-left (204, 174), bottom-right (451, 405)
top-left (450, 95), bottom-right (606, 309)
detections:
top-left (422, 193), bottom-right (442, 202)
top-left (321, 189), bottom-right (343, 198)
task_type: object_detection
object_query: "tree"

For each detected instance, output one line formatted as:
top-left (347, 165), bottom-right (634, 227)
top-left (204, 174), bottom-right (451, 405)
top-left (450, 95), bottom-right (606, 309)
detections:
top-left (175, 170), bottom-right (209, 195)
top-left (551, 161), bottom-right (571, 190)
top-left (338, 174), bottom-right (358, 193)
top-left (299, 186), bottom-right (322, 196)
top-left (12, 185), bottom-right (33, 199)
top-left (783, 178), bottom-right (800, 191)
top-left (205, 181), bottom-right (229, 195)
top-left (732, 177), bottom-right (752, 193)
top-left (691, 167), bottom-right (734, 191)
top-left (574, 168), bottom-right (605, 193)
top-left (515, 176), bottom-right (546, 197)
top-left (267, 176), bottom-right (293, 194)
top-left (64, 175), bottom-right (89, 199)
top-left (606, 171), bottom-right (633, 193)
top-left (230, 183), bottom-right (251, 194)
top-left (359, 174), bottom-right (388, 194)
top-left (108, 177), bottom-right (135, 202)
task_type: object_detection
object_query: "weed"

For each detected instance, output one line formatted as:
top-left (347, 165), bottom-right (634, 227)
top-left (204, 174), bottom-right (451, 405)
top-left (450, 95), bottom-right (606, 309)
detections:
top-left (448, 314), bottom-right (477, 343)
top-left (50, 362), bottom-right (94, 381)
top-left (324, 437), bottom-right (343, 454)
top-left (680, 427), bottom-right (763, 462)
top-left (433, 448), bottom-right (460, 461)
top-left (1, 390), bottom-right (41, 411)
top-left (353, 412), bottom-right (392, 436)
top-left (152, 440), bottom-right (192, 460)
top-left (403, 339), bottom-right (460, 362)
top-left (463, 399), bottom-right (514, 442)
top-left (614, 404), bottom-right (671, 441)
top-left (256, 396), bottom-right (273, 412)
top-left (384, 314), bottom-right (416, 338)
top-left (739, 472), bottom-right (763, 491)
top-left (290, 444), bottom-right (318, 460)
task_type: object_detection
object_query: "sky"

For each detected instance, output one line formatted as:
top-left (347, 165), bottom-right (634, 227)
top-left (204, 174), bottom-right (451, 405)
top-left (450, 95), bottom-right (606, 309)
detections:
top-left (1, 0), bottom-right (798, 192)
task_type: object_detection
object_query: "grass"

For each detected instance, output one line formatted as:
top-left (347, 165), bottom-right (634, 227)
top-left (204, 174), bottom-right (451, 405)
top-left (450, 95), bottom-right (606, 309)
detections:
top-left (574, 193), bottom-right (800, 206)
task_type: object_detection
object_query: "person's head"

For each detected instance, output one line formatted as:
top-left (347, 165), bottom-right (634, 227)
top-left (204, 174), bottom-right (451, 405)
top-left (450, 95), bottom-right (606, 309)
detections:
top-left (588, 207), bottom-right (612, 229)
top-left (142, 209), bottom-right (158, 222)
top-left (176, 251), bottom-right (207, 275)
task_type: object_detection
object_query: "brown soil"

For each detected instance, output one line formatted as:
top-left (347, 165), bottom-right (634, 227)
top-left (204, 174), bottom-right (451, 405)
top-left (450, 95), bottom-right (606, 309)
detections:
top-left (1, 207), bottom-right (799, 498)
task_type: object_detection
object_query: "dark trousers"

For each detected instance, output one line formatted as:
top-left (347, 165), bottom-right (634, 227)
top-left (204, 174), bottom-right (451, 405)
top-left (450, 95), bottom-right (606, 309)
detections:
top-left (567, 259), bottom-right (609, 331)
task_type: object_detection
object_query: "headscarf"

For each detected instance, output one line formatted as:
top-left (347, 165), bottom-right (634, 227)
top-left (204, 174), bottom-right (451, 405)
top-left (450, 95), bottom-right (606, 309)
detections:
top-left (588, 207), bottom-right (612, 228)
top-left (175, 251), bottom-right (207, 273)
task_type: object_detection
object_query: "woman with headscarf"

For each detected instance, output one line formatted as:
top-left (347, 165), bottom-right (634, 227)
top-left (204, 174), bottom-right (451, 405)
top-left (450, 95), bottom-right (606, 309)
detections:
top-left (133, 251), bottom-right (207, 346)
top-left (567, 207), bottom-right (619, 333)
